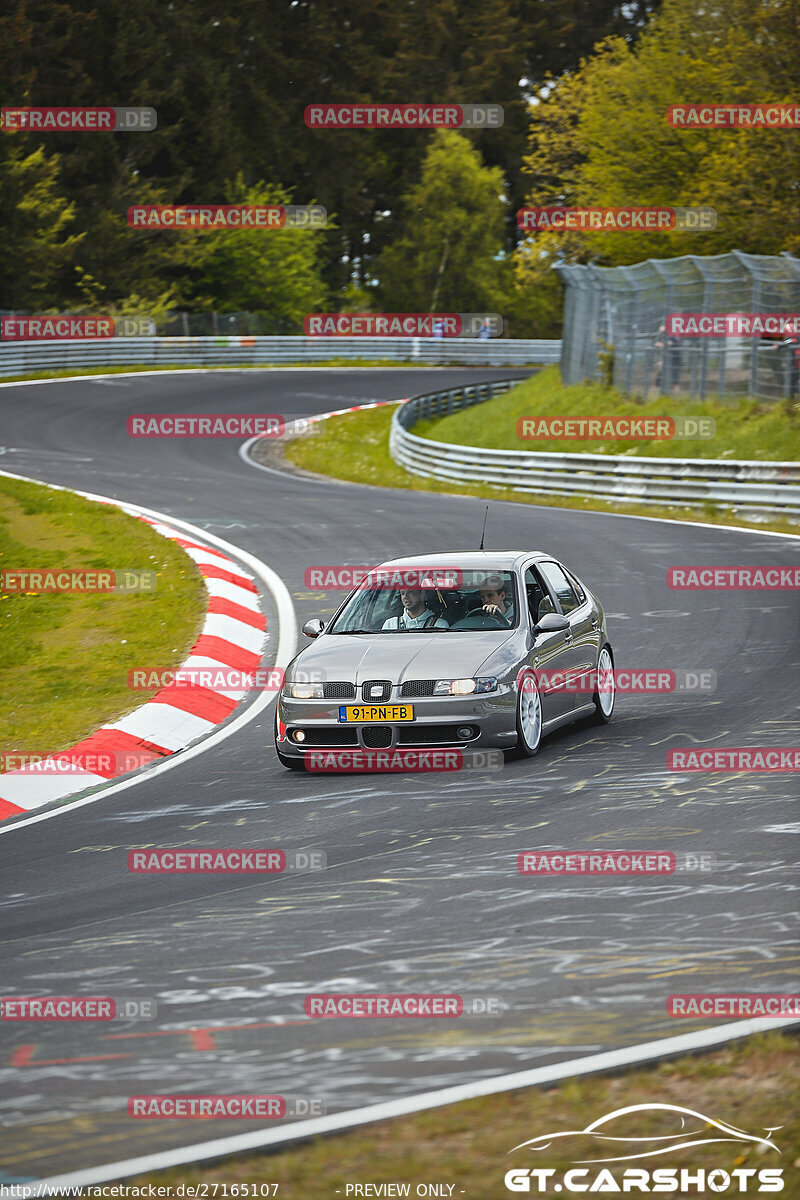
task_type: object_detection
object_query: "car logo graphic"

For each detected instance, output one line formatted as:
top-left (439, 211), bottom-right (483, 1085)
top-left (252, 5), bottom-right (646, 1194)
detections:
top-left (509, 1104), bottom-right (782, 1164)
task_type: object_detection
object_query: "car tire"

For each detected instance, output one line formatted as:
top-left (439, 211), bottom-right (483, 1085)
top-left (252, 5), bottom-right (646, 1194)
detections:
top-left (591, 644), bottom-right (615, 724)
top-left (513, 671), bottom-right (543, 757)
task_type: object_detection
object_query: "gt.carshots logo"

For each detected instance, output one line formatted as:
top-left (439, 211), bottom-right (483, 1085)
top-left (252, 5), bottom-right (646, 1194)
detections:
top-left (504, 1104), bottom-right (784, 1193)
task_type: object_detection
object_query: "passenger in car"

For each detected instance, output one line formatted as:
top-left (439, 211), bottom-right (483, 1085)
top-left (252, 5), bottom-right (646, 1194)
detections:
top-left (381, 588), bottom-right (449, 630)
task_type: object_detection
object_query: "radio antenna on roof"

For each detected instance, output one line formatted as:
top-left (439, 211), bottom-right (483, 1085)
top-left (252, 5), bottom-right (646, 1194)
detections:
top-left (478, 505), bottom-right (489, 551)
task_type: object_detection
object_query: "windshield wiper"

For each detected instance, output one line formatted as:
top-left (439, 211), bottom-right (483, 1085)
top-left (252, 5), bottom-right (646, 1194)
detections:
top-left (333, 628), bottom-right (376, 634)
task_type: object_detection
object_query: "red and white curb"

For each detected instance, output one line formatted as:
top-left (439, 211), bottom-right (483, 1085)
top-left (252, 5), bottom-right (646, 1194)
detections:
top-left (0, 495), bottom-right (270, 823)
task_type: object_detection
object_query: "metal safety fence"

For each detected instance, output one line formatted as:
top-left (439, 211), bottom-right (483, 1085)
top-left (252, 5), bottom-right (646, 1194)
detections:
top-left (0, 336), bottom-right (561, 377)
top-left (557, 250), bottom-right (800, 401)
top-left (389, 380), bottom-right (800, 516)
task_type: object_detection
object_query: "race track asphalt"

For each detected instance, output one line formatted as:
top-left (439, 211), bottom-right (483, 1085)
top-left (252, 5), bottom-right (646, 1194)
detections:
top-left (0, 368), bottom-right (798, 1178)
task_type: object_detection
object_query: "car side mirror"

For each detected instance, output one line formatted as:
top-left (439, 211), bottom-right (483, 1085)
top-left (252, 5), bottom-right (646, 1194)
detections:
top-left (302, 618), bottom-right (325, 638)
top-left (533, 612), bottom-right (569, 636)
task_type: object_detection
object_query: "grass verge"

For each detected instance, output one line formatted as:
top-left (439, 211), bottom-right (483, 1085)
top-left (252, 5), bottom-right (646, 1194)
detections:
top-left (414, 365), bottom-right (800, 461)
top-left (280, 404), bottom-right (800, 537)
top-left (0, 474), bottom-right (206, 760)
top-left (130, 1031), bottom-right (798, 1196)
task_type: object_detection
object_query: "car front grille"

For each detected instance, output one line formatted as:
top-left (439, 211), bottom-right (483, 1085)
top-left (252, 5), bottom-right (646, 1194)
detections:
top-left (397, 725), bottom-right (476, 745)
top-left (297, 727), bottom-right (359, 746)
top-left (361, 679), bottom-right (392, 703)
top-left (400, 679), bottom-right (436, 698)
top-left (322, 681), bottom-right (356, 700)
top-left (362, 725), bottom-right (393, 748)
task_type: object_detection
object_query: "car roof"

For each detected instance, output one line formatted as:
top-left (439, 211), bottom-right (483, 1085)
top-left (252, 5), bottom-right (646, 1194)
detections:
top-left (375, 551), bottom-right (555, 572)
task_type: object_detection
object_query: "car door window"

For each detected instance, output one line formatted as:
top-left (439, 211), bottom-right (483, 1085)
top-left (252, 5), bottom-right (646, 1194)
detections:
top-left (538, 562), bottom-right (582, 615)
top-left (524, 567), bottom-right (549, 623)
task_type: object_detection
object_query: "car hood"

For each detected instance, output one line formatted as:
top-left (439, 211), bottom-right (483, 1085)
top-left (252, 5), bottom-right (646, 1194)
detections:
top-left (293, 630), bottom-right (516, 683)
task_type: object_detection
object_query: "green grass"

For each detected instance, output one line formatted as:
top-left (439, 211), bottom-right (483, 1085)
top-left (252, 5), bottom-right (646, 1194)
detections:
top-left (281, 403), bottom-right (800, 537)
top-left (129, 1031), bottom-right (798, 1198)
top-left (0, 475), bottom-right (206, 760)
top-left (414, 365), bottom-right (800, 461)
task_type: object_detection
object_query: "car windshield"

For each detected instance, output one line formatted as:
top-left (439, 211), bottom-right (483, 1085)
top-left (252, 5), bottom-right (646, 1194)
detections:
top-left (327, 570), bottom-right (519, 633)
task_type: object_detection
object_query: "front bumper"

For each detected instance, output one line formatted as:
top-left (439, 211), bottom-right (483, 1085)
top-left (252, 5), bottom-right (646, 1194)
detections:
top-left (276, 688), bottom-right (517, 758)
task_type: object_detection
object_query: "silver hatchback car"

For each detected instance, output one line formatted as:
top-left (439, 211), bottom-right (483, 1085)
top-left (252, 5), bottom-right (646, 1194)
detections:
top-left (275, 551), bottom-right (614, 769)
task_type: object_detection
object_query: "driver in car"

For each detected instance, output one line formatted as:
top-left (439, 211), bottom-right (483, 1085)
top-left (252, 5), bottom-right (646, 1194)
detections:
top-left (382, 588), bottom-right (449, 631)
top-left (478, 574), bottom-right (513, 626)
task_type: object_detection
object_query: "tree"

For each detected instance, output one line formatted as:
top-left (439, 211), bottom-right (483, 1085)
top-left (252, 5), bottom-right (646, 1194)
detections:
top-left (182, 177), bottom-right (329, 328)
top-left (375, 131), bottom-right (508, 314)
top-left (0, 140), bottom-right (82, 309)
top-left (517, 0), bottom-right (800, 268)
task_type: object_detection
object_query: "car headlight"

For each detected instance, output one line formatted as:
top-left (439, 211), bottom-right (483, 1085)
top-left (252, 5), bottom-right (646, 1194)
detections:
top-left (286, 681), bottom-right (324, 699)
top-left (433, 677), bottom-right (498, 696)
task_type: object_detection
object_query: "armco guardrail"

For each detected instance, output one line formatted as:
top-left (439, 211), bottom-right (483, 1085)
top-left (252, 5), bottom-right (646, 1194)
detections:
top-left (0, 336), bottom-right (561, 376)
top-left (389, 380), bottom-right (800, 515)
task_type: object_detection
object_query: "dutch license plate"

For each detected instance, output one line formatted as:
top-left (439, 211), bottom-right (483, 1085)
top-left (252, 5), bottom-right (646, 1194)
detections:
top-left (338, 704), bottom-right (415, 723)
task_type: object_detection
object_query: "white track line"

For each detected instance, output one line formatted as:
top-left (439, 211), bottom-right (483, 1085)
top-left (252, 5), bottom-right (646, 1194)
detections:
top-left (35, 1016), bottom-right (799, 1187)
top-left (0, 469), bottom-right (297, 837)
top-left (0, 367), bottom-right (425, 390)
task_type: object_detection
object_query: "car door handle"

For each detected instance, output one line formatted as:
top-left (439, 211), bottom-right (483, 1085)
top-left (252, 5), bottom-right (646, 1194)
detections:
top-left (591, 619), bottom-right (600, 630)
top-left (564, 632), bottom-right (573, 642)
